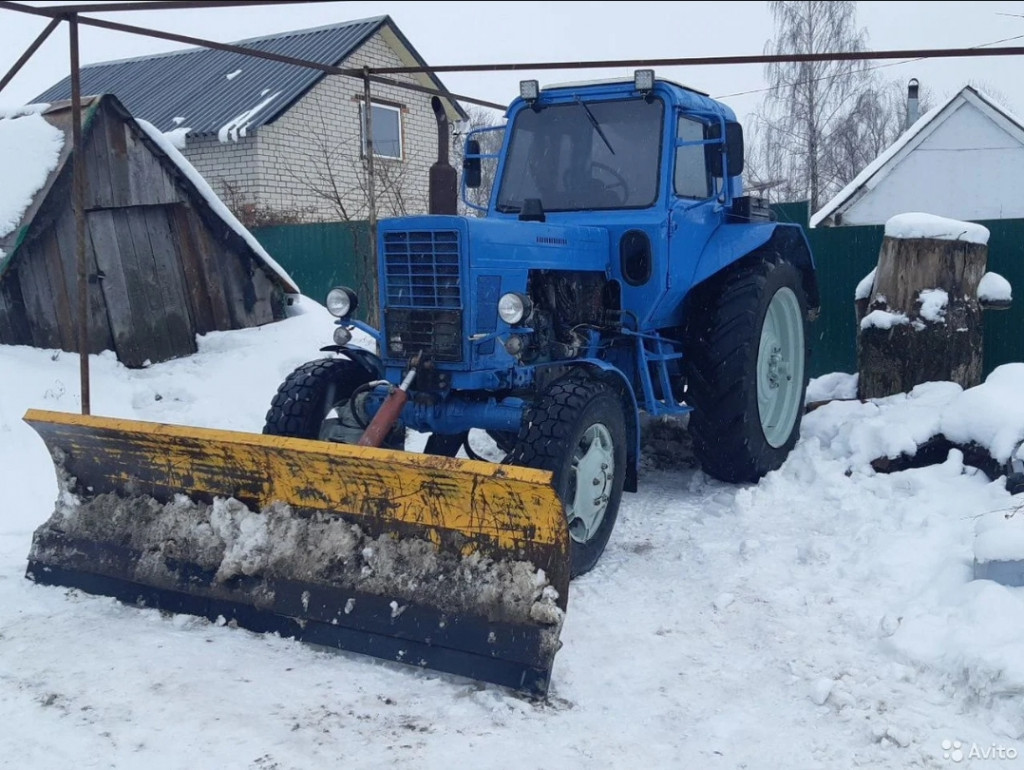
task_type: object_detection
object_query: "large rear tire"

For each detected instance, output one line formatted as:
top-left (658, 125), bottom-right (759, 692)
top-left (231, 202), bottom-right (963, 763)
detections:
top-left (263, 358), bottom-right (402, 447)
top-left (685, 259), bottom-right (809, 483)
top-left (509, 372), bottom-right (627, 577)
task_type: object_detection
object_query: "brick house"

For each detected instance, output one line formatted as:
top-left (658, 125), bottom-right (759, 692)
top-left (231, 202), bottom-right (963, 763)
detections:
top-left (36, 16), bottom-right (468, 226)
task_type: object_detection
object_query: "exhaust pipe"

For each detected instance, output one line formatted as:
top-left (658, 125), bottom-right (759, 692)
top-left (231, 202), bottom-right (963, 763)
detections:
top-left (429, 96), bottom-right (458, 215)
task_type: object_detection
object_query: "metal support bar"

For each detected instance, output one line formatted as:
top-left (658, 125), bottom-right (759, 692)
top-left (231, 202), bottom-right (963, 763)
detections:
top-left (0, 16), bottom-right (60, 95)
top-left (362, 68), bottom-right (377, 260)
top-left (69, 14), bottom-right (90, 415)
top-left (356, 46), bottom-right (1024, 76)
top-left (42, 0), bottom-right (302, 13)
top-left (0, 2), bottom-right (504, 111)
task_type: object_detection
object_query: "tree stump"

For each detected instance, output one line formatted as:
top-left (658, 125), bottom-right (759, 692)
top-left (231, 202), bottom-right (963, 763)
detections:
top-left (857, 214), bottom-right (989, 399)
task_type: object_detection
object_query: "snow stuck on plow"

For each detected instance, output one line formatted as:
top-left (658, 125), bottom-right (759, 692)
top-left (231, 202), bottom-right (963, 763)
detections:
top-left (27, 446), bottom-right (566, 696)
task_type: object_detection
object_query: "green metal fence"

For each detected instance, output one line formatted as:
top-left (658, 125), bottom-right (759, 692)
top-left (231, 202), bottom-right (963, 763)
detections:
top-left (251, 221), bottom-right (376, 323)
top-left (253, 213), bottom-right (1023, 379)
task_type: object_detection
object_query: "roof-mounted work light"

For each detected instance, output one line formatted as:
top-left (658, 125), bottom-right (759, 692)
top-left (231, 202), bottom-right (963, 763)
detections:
top-left (520, 79), bottom-right (540, 103)
top-left (634, 69), bottom-right (655, 93)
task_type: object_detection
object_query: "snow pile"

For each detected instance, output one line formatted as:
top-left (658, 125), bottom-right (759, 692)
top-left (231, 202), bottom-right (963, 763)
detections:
top-left (136, 119), bottom-right (296, 293)
top-left (917, 288), bottom-right (948, 323)
top-left (860, 308), bottom-right (909, 330)
top-left (162, 126), bottom-right (190, 150)
top-left (940, 364), bottom-right (1024, 463)
top-left (804, 364), bottom-right (1024, 469)
top-left (884, 212), bottom-right (990, 245)
top-left (806, 371), bottom-right (857, 403)
top-left (974, 509), bottom-right (1024, 565)
top-left (0, 106), bottom-right (64, 250)
top-left (979, 272), bottom-right (1012, 304)
top-left (802, 381), bottom-right (956, 467)
top-left (854, 267), bottom-right (876, 301)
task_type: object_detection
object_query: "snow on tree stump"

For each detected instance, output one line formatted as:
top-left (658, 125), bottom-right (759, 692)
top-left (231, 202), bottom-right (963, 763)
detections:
top-left (857, 213), bottom-right (991, 400)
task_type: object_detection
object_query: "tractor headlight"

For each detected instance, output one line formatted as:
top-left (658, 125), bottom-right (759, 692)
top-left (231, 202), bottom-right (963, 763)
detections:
top-left (498, 292), bottom-right (531, 325)
top-left (325, 287), bottom-right (358, 318)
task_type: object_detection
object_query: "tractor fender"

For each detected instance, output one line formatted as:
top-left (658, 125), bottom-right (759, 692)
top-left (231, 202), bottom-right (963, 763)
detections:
top-left (691, 222), bottom-right (819, 310)
top-left (315, 345), bottom-right (385, 379)
top-left (548, 360), bottom-right (641, 493)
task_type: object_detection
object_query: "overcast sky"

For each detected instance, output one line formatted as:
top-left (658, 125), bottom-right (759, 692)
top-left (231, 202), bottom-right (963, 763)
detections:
top-left (2, 1), bottom-right (1024, 125)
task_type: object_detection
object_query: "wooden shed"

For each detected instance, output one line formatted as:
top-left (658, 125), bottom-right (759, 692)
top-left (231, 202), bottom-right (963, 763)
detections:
top-left (0, 94), bottom-right (299, 368)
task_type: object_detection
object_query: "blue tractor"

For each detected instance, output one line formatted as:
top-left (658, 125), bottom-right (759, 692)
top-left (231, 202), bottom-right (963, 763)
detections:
top-left (264, 71), bottom-right (818, 578)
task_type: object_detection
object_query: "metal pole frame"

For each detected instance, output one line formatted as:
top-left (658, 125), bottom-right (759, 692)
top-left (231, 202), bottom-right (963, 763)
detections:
top-left (68, 13), bottom-right (90, 415)
top-left (0, 16), bottom-right (59, 94)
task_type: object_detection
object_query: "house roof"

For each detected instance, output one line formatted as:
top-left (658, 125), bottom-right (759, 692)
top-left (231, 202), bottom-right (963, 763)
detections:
top-left (810, 86), bottom-right (1024, 227)
top-left (0, 95), bottom-right (298, 294)
top-left (34, 16), bottom-right (467, 138)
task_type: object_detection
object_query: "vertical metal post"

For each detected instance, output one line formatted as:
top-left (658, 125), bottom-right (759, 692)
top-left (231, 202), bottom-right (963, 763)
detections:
top-left (362, 68), bottom-right (379, 327)
top-left (69, 14), bottom-right (90, 415)
top-left (360, 67), bottom-right (376, 222)
top-left (362, 67), bottom-right (377, 231)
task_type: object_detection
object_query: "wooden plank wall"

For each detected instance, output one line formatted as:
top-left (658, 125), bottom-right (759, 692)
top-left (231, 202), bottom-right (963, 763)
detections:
top-left (87, 106), bottom-right (180, 210)
top-left (0, 98), bottom-right (285, 366)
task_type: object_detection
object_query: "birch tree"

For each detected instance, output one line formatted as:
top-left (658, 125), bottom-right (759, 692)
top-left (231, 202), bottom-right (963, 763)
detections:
top-left (748, 1), bottom-right (872, 210)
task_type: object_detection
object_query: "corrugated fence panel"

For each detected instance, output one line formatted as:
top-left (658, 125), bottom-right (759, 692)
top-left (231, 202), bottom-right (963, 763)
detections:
top-left (976, 219), bottom-right (1024, 373)
top-left (805, 224), bottom-right (885, 378)
top-left (251, 222), bottom-right (376, 323)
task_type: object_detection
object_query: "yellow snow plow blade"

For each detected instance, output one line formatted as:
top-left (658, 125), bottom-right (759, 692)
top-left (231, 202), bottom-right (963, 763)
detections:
top-left (24, 409), bottom-right (569, 696)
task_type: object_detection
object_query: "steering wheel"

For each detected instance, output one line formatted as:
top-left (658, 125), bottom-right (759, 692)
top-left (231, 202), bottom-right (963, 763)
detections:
top-left (590, 162), bottom-right (629, 205)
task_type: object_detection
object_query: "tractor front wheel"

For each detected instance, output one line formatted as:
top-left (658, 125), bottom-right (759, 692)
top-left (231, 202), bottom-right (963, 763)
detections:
top-left (509, 372), bottom-right (627, 577)
top-left (263, 357), bottom-right (402, 448)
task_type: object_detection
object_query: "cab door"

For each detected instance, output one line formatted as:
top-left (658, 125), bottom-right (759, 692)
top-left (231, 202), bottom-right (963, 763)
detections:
top-left (650, 114), bottom-right (723, 328)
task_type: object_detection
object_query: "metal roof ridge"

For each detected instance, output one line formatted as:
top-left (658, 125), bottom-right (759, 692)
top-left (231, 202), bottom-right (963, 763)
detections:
top-left (78, 16), bottom-right (388, 71)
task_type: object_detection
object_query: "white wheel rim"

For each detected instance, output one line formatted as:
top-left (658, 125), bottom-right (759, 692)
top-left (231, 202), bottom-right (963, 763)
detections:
top-left (567, 423), bottom-right (615, 544)
top-left (756, 287), bottom-right (804, 448)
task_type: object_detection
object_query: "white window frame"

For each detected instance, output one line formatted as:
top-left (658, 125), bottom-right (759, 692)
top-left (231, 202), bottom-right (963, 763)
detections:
top-left (361, 102), bottom-right (403, 161)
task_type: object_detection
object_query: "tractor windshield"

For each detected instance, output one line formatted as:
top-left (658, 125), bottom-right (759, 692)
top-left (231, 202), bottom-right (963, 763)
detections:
top-left (496, 97), bottom-right (664, 213)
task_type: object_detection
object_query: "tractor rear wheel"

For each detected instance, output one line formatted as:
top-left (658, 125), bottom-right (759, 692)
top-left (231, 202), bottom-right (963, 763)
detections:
top-left (508, 372), bottom-right (627, 577)
top-left (685, 259), bottom-right (808, 483)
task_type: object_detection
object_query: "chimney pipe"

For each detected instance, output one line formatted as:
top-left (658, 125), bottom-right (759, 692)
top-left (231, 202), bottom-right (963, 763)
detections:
top-left (429, 96), bottom-right (457, 215)
top-left (906, 78), bottom-right (920, 131)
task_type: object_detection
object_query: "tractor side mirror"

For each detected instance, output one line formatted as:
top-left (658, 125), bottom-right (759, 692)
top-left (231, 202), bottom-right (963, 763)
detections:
top-left (464, 139), bottom-right (482, 188)
top-left (706, 122), bottom-right (744, 177)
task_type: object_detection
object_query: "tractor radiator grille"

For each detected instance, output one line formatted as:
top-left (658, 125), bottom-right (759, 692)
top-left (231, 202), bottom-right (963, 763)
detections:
top-left (384, 309), bottom-right (463, 362)
top-left (383, 230), bottom-right (461, 309)
top-left (382, 230), bottom-right (463, 362)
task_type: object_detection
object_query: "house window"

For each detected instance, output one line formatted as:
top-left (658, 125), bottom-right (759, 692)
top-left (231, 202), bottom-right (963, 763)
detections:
top-left (361, 102), bottom-right (403, 160)
top-left (675, 116), bottom-right (711, 199)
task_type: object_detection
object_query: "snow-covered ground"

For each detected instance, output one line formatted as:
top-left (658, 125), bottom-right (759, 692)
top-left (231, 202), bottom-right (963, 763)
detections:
top-left (3, 303), bottom-right (1024, 769)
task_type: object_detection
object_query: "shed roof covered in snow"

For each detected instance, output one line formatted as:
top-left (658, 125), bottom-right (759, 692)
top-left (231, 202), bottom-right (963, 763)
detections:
top-left (34, 16), bottom-right (467, 138)
top-left (811, 86), bottom-right (1024, 228)
top-left (0, 95), bottom-right (299, 367)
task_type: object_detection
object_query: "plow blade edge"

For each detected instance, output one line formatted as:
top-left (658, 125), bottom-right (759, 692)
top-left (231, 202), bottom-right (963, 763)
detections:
top-left (24, 409), bottom-right (569, 697)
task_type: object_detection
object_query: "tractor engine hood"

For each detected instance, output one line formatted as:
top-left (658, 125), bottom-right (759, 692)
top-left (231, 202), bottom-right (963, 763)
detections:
top-left (378, 215), bottom-right (610, 273)
top-left (464, 216), bottom-right (609, 271)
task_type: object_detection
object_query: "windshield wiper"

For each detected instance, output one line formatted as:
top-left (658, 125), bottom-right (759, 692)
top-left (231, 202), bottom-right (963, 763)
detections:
top-left (577, 98), bottom-right (615, 155)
